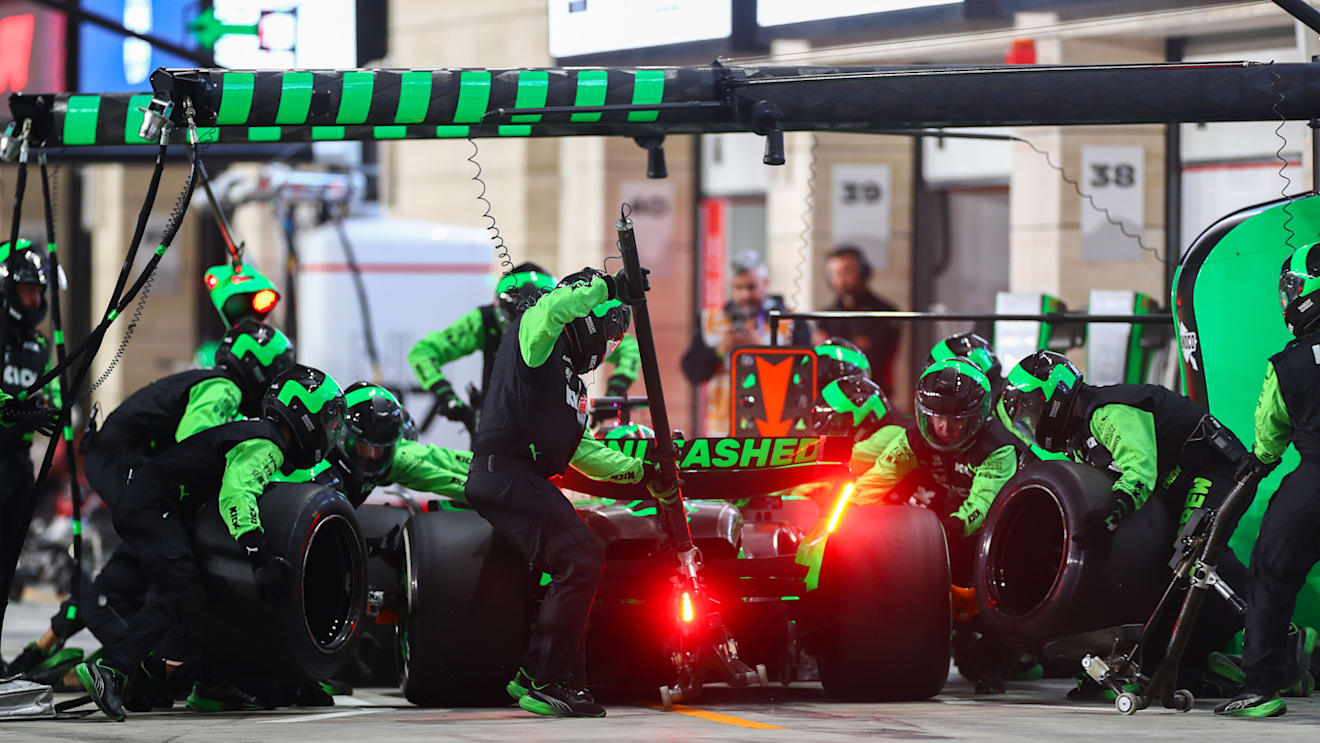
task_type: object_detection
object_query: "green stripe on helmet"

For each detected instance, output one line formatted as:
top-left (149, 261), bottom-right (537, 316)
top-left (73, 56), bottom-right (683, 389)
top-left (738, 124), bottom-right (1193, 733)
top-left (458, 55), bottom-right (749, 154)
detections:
top-left (821, 380), bottom-right (889, 427)
top-left (815, 343), bottom-right (871, 372)
top-left (1289, 243), bottom-right (1320, 298)
top-left (277, 376), bottom-right (339, 414)
top-left (1007, 361), bottom-right (1077, 401)
top-left (922, 358), bottom-right (991, 394)
top-left (231, 329), bottom-right (292, 367)
top-left (929, 339), bottom-right (953, 362)
top-left (345, 384), bottom-right (399, 408)
top-left (496, 270), bottom-right (557, 295)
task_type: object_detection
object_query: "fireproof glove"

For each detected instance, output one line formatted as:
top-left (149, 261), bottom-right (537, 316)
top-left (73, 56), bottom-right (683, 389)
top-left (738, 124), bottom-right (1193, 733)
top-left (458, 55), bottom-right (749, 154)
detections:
top-left (641, 462), bottom-right (681, 506)
top-left (941, 513), bottom-right (970, 541)
top-left (430, 380), bottom-right (475, 429)
top-left (238, 531), bottom-right (292, 604)
top-left (1235, 454), bottom-right (1277, 483)
top-left (1072, 510), bottom-right (1117, 554)
top-left (612, 268), bottom-right (650, 306)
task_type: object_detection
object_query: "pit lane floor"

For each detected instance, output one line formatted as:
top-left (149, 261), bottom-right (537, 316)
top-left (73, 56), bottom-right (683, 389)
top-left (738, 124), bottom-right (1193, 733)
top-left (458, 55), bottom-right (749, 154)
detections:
top-left (3, 595), bottom-right (1317, 741)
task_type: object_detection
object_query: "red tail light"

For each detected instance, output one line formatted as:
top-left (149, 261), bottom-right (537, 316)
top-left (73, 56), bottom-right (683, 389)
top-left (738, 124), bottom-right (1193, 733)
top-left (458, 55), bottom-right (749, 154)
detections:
top-left (204, 273), bottom-right (218, 290)
top-left (680, 591), bottom-right (695, 623)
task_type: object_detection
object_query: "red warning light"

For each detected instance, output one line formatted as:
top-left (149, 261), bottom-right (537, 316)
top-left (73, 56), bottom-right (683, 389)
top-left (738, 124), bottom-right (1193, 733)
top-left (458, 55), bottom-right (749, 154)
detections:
top-left (680, 591), bottom-right (695, 623)
top-left (204, 273), bottom-right (218, 290)
top-left (251, 289), bottom-right (278, 314)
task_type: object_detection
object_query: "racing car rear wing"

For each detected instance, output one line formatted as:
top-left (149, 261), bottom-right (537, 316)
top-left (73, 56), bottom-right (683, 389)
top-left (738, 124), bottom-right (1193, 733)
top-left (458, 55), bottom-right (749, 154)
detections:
top-left (553, 435), bottom-right (852, 501)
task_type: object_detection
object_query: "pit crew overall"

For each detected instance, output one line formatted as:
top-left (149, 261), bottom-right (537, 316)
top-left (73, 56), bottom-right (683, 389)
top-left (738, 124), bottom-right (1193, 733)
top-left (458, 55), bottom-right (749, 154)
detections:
top-left (1066, 383), bottom-right (1249, 690)
top-left (1242, 335), bottom-right (1320, 694)
top-left (100, 420), bottom-right (284, 678)
top-left (466, 278), bottom-right (645, 686)
top-left (409, 303), bottom-right (640, 405)
top-left (60, 368), bottom-right (244, 648)
top-left (303, 439), bottom-right (473, 508)
top-left (0, 325), bottom-right (50, 630)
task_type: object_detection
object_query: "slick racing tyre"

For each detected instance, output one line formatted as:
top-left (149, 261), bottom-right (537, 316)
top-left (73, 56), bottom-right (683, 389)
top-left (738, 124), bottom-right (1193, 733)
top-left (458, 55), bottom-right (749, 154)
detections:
top-left (191, 482), bottom-right (369, 683)
top-left (337, 504), bottom-right (412, 688)
top-left (400, 509), bottom-right (532, 707)
top-left (975, 460), bottom-right (1173, 652)
top-left (815, 504), bottom-right (951, 701)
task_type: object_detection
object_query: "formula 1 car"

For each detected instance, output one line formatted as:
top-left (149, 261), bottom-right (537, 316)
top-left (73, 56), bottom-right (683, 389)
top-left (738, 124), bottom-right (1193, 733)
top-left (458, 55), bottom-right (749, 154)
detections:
top-left (391, 431), bottom-right (951, 706)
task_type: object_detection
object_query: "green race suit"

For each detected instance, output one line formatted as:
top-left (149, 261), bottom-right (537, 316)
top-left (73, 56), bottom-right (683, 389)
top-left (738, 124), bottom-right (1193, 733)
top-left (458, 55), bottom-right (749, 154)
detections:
top-left (1252, 360), bottom-right (1292, 464)
top-left (409, 304), bottom-right (640, 397)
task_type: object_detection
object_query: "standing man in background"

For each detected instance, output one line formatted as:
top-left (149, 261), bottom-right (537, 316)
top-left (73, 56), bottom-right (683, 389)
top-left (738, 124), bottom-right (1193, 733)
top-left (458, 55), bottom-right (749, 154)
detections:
top-left (681, 251), bottom-right (809, 436)
top-left (814, 246), bottom-right (901, 394)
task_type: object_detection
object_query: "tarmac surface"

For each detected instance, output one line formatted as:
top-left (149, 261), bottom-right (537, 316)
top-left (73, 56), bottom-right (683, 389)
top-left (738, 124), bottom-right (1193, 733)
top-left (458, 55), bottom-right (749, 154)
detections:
top-left (2, 593), bottom-right (1318, 741)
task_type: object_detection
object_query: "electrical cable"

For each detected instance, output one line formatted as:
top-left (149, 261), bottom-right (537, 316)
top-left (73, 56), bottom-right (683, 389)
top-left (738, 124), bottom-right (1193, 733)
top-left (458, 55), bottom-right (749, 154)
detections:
top-left (793, 133), bottom-right (817, 310)
top-left (332, 207), bottom-right (384, 383)
top-left (1268, 60), bottom-right (1299, 251)
top-left (466, 137), bottom-right (513, 275)
top-left (38, 148), bottom-right (85, 620)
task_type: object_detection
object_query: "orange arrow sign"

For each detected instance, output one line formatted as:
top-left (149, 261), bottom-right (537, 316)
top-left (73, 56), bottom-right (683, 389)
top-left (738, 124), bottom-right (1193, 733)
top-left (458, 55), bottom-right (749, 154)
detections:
top-left (754, 356), bottom-right (794, 437)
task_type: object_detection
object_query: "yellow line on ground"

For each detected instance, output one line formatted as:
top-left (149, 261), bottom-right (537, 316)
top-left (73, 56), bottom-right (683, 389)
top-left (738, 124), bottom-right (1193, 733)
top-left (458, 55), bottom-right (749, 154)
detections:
top-left (662, 704), bottom-right (784, 729)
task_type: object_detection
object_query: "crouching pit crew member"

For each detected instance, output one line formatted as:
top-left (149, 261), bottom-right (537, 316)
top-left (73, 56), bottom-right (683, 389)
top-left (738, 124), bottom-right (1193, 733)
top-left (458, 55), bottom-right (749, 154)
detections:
top-left (1002, 350), bottom-right (1254, 699)
top-left (466, 267), bottom-right (676, 718)
top-left (75, 366), bottom-right (347, 721)
top-left (856, 358), bottom-right (1033, 693)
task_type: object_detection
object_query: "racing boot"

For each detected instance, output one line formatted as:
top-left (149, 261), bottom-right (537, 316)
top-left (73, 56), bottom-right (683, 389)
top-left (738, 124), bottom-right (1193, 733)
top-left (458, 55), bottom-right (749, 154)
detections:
top-left (1214, 692), bottom-right (1287, 718)
top-left (519, 681), bottom-right (606, 718)
top-left (1201, 651), bottom-right (1246, 698)
top-left (506, 668), bottom-right (534, 700)
top-left (75, 659), bottom-right (127, 722)
top-left (293, 680), bottom-right (336, 707)
top-left (1281, 626), bottom-right (1317, 697)
top-left (1010, 654), bottom-right (1044, 682)
top-left (123, 655), bottom-right (174, 712)
top-left (185, 680), bottom-right (268, 712)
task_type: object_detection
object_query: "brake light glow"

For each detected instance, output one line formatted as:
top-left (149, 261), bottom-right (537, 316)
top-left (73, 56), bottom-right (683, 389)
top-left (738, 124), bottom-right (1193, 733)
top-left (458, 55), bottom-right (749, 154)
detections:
top-left (680, 591), bottom-right (695, 623)
top-left (826, 482), bottom-right (855, 533)
top-left (204, 273), bottom-right (218, 290)
top-left (251, 289), bottom-right (278, 313)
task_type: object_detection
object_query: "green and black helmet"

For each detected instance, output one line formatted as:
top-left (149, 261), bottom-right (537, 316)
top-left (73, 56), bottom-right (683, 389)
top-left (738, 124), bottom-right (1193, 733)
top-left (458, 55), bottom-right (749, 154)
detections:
top-left (204, 263), bottom-right (280, 328)
top-left (1000, 350), bottom-right (1083, 452)
top-left (496, 262), bottom-right (557, 322)
top-left (336, 382), bottom-right (405, 482)
top-left (399, 406), bottom-right (419, 441)
top-left (215, 319), bottom-right (296, 412)
top-left (927, 332), bottom-right (1001, 383)
top-left (815, 337), bottom-right (871, 390)
top-left (0, 239), bottom-right (48, 327)
top-left (915, 358), bottom-right (992, 452)
top-left (602, 422), bottom-right (656, 440)
top-left (558, 268), bottom-right (631, 374)
top-left (263, 365), bottom-right (347, 470)
top-left (812, 376), bottom-right (891, 441)
top-left (1280, 243), bottom-right (1320, 336)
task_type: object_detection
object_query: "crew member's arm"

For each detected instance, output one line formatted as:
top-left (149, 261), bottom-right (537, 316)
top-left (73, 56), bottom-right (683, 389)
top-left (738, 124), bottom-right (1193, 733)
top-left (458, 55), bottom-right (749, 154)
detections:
top-left (853, 429), bottom-right (920, 505)
top-left (1253, 360), bottom-right (1293, 465)
top-left (408, 308), bottom-right (486, 391)
top-left (849, 424), bottom-right (904, 474)
top-left (175, 377), bottom-right (243, 442)
top-left (519, 277), bottom-right (613, 368)
top-left (385, 439), bottom-right (473, 500)
top-left (604, 335), bottom-right (640, 395)
top-left (217, 438), bottom-right (285, 541)
top-left (568, 430), bottom-right (646, 484)
top-left (1089, 404), bottom-right (1159, 513)
top-left (953, 445), bottom-right (1019, 536)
